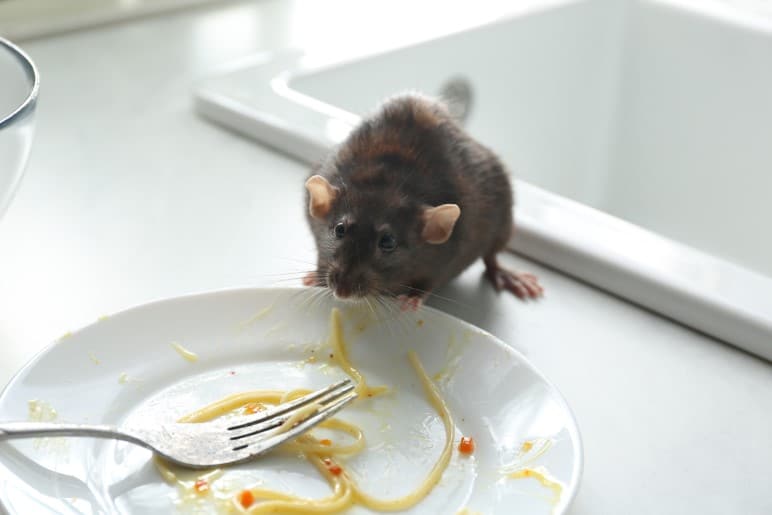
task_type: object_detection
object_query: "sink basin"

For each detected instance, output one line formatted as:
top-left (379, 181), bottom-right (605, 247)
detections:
top-left (0, 37), bottom-right (38, 221)
top-left (194, 0), bottom-right (772, 361)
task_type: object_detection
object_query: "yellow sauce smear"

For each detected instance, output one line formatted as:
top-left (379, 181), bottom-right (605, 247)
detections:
top-left (28, 400), bottom-right (57, 422)
top-left (28, 400), bottom-right (63, 451)
top-left (170, 341), bottom-right (199, 362)
top-left (155, 308), bottom-right (455, 513)
top-left (508, 467), bottom-right (563, 505)
top-left (240, 306), bottom-right (273, 329)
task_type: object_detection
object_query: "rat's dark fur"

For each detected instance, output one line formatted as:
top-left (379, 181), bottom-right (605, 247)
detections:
top-left (305, 94), bottom-right (523, 301)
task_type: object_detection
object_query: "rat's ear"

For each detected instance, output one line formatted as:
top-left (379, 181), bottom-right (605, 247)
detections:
top-left (421, 204), bottom-right (461, 244)
top-left (305, 175), bottom-right (339, 219)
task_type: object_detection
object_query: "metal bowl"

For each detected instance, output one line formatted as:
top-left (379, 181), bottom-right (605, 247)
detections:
top-left (0, 37), bottom-right (39, 220)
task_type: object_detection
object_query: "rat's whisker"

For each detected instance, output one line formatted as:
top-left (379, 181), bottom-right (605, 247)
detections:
top-left (257, 270), bottom-right (318, 278)
top-left (363, 296), bottom-right (376, 318)
top-left (371, 288), bottom-right (411, 337)
top-left (373, 295), bottom-right (398, 339)
top-left (297, 286), bottom-right (325, 310)
top-left (269, 271), bottom-right (321, 285)
top-left (289, 287), bottom-right (313, 307)
top-left (383, 295), bottom-right (401, 320)
top-left (269, 275), bottom-right (315, 284)
top-left (270, 256), bottom-right (319, 268)
top-left (396, 284), bottom-right (474, 310)
top-left (312, 287), bottom-right (333, 311)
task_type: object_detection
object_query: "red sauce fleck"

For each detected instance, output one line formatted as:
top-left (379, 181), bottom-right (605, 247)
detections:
top-left (238, 490), bottom-right (255, 509)
top-left (243, 402), bottom-right (264, 415)
top-left (458, 436), bottom-right (475, 455)
top-left (228, 371), bottom-right (236, 376)
top-left (193, 479), bottom-right (209, 494)
top-left (321, 457), bottom-right (343, 475)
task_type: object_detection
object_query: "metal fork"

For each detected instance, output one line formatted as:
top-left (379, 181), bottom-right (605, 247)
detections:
top-left (0, 379), bottom-right (356, 469)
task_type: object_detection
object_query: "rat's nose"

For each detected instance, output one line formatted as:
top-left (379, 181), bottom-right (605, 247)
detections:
top-left (334, 285), bottom-right (353, 299)
top-left (328, 268), bottom-right (365, 299)
top-left (328, 269), bottom-right (350, 298)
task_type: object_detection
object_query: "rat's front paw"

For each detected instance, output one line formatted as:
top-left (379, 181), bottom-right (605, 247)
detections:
top-left (302, 272), bottom-right (320, 286)
top-left (397, 294), bottom-right (424, 312)
top-left (484, 257), bottom-right (543, 300)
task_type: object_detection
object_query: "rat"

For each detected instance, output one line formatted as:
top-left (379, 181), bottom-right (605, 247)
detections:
top-left (302, 93), bottom-right (543, 310)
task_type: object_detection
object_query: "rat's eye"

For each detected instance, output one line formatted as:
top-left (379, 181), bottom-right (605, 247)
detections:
top-left (334, 223), bottom-right (346, 239)
top-left (378, 233), bottom-right (397, 252)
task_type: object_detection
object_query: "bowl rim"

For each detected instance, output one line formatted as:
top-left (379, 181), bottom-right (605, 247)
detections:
top-left (0, 37), bottom-right (40, 130)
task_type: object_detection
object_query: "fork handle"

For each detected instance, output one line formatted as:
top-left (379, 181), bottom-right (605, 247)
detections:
top-left (0, 422), bottom-right (139, 445)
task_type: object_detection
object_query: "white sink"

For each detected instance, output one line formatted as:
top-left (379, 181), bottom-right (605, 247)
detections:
top-left (195, 0), bottom-right (772, 361)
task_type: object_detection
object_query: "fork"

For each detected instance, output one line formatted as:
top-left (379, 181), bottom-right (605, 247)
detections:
top-left (0, 379), bottom-right (356, 469)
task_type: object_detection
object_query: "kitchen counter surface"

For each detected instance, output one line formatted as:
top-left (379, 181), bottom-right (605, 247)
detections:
top-left (1, 1), bottom-right (770, 513)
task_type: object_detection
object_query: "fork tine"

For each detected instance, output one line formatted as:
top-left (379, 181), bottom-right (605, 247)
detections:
top-left (227, 378), bottom-right (353, 431)
top-left (228, 380), bottom-right (356, 440)
top-left (230, 391), bottom-right (357, 458)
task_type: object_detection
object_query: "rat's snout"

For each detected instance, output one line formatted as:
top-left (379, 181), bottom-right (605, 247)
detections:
top-left (328, 267), bottom-right (369, 300)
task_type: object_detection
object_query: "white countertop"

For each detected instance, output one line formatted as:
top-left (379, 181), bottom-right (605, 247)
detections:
top-left (1, 1), bottom-right (771, 513)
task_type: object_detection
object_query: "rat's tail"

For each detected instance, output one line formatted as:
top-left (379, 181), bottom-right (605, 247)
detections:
top-left (438, 77), bottom-right (473, 126)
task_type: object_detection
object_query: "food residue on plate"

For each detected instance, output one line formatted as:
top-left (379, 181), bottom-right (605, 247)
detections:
top-left (239, 305), bottom-right (273, 330)
top-left (149, 306), bottom-right (562, 514)
top-left (118, 372), bottom-right (141, 384)
top-left (170, 341), bottom-right (199, 362)
top-left (27, 399), bottom-right (66, 451)
top-left (193, 478), bottom-right (210, 494)
top-left (263, 323), bottom-right (285, 338)
top-left (242, 402), bottom-right (265, 415)
top-left (154, 308), bottom-right (457, 514)
top-left (238, 489), bottom-right (255, 509)
top-left (432, 332), bottom-right (464, 387)
top-left (500, 438), bottom-right (562, 507)
top-left (88, 352), bottom-right (100, 365)
top-left (28, 399), bottom-right (57, 422)
top-left (507, 466), bottom-right (564, 506)
top-left (511, 437), bottom-right (553, 464)
top-left (458, 436), bottom-right (475, 455)
top-left (340, 303), bottom-right (381, 334)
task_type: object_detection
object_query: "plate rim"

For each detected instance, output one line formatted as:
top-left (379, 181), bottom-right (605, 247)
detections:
top-left (0, 285), bottom-right (584, 513)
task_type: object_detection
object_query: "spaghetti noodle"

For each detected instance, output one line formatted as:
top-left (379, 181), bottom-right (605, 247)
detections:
top-left (155, 308), bottom-right (455, 513)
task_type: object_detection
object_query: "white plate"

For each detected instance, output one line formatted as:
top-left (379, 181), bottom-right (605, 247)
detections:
top-left (0, 288), bottom-right (582, 514)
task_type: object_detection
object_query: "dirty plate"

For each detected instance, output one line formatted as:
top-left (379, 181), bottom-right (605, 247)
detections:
top-left (0, 287), bottom-right (581, 514)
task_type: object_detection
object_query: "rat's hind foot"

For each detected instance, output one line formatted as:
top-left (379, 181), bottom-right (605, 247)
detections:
top-left (483, 256), bottom-right (543, 300)
top-left (302, 272), bottom-right (319, 286)
top-left (397, 294), bottom-right (424, 312)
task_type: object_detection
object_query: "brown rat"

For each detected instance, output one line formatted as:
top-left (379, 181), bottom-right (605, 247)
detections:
top-left (303, 93), bottom-right (542, 309)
